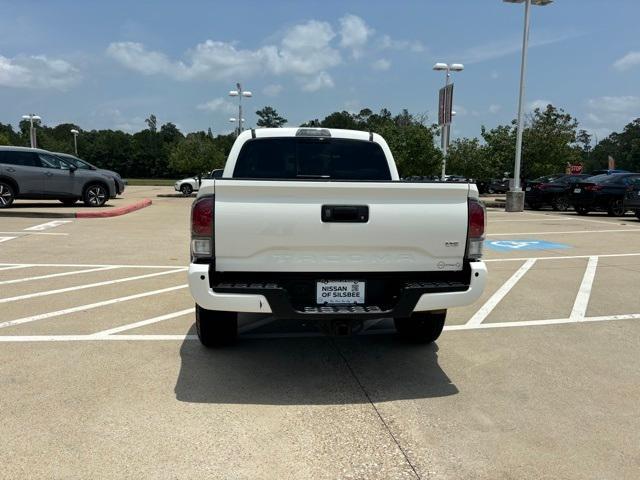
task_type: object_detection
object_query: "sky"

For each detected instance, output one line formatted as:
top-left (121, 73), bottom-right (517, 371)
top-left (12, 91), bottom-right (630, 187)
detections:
top-left (1, 0), bottom-right (639, 143)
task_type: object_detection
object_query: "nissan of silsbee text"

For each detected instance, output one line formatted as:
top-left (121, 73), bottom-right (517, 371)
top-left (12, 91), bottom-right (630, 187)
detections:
top-left (188, 127), bottom-right (487, 347)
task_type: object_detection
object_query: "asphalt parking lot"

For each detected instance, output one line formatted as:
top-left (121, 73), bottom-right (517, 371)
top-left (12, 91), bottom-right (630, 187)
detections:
top-left (1, 187), bottom-right (639, 479)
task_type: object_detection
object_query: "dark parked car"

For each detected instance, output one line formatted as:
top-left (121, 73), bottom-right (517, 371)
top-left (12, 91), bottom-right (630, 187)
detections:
top-left (589, 169), bottom-right (629, 176)
top-left (0, 146), bottom-right (116, 208)
top-left (524, 174), bottom-right (591, 211)
top-left (55, 152), bottom-right (125, 196)
top-left (624, 177), bottom-right (640, 220)
top-left (570, 173), bottom-right (640, 216)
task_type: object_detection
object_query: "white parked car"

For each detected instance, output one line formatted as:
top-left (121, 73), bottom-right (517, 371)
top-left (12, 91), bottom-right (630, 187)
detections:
top-left (174, 169), bottom-right (222, 195)
top-left (188, 128), bottom-right (487, 347)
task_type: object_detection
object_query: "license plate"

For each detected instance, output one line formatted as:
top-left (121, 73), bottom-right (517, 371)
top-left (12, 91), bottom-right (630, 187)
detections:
top-left (574, 188), bottom-right (581, 193)
top-left (316, 280), bottom-right (365, 304)
top-left (525, 187), bottom-right (531, 191)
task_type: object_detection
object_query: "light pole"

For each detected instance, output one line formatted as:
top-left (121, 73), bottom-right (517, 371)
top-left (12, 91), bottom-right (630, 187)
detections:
top-left (433, 63), bottom-right (464, 180)
top-left (70, 129), bottom-right (79, 155)
top-left (21, 114), bottom-right (41, 148)
top-left (228, 83), bottom-right (252, 136)
top-left (503, 0), bottom-right (553, 212)
top-left (229, 118), bottom-right (246, 135)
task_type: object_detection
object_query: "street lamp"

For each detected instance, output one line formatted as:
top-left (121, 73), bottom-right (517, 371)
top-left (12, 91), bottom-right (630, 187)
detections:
top-left (228, 83), bottom-right (252, 135)
top-left (70, 129), bottom-right (79, 155)
top-left (21, 114), bottom-right (41, 148)
top-left (503, 0), bottom-right (553, 212)
top-left (433, 62), bottom-right (464, 180)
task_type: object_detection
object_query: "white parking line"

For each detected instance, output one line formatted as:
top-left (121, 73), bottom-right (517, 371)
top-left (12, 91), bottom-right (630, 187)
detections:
top-left (93, 308), bottom-right (194, 336)
top-left (0, 231), bottom-right (69, 236)
top-left (0, 265), bottom-right (35, 272)
top-left (485, 252), bottom-right (640, 263)
top-left (0, 266), bottom-right (119, 286)
top-left (0, 284), bottom-right (188, 330)
top-left (488, 229), bottom-right (640, 236)
top-left (466, 259), bottom-right (537, 326)
top-left (0, 262), bottom-right (186, 269)
top-left (570, 256), bottom-right (599, 321)
top-left (24, 220), bottom-right (73, 231)
top-left (0, 236), bottom-right (16, 243)
top-left (0, 268), bottom-right (186, 304)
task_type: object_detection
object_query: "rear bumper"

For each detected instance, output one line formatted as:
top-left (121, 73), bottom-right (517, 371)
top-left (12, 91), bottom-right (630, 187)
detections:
top-left (188, 262), bottom-right (487, 319)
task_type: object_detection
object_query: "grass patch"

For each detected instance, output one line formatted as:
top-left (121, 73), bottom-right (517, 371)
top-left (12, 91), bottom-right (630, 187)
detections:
top-left (125, 178), bottom-right (175, 186)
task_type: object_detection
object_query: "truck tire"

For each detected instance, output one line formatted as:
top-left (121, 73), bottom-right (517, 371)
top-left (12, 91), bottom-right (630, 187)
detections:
top-left (195, 304), bottom-right (238, 347)
top-left (394, 310), bottom-right (446, 344)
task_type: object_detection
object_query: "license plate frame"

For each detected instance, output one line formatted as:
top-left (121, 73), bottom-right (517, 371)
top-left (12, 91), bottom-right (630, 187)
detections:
top-left (316, 280), bottom-right (365, 305)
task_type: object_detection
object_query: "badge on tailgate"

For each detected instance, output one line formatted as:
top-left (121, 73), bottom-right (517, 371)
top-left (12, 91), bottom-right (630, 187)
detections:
top-left (317, 280), bottom-right (365, 304)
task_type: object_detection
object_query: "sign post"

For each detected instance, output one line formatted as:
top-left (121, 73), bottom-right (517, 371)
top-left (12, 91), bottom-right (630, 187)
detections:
top-left (438, 83), bottom-right (454, 179)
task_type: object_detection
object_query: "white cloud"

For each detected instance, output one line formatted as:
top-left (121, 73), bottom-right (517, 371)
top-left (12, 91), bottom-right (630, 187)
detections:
top-left (263, 84), bottom-right (283, 97)
top-left (107, 19), bottom-right (342, 89)
top-left (457, 30), bottom-right (581, 64)
top-left (379, 34), bottom-right (425, 53)
top-left (583, 95), bottom-right (640, 139)
top-left (488, 104), bottom-right (502, 114)
top-left (587, 95), bottom-right (640, 113)
top-left (301, 71), bottom-right (334, 92)
top-left (371, 58), bottom-right (391, 71)
top-left (196, 98), bottom-right (236, 114)
top-left (527, 99), bottom-right (552, 111)
top-left (339, 14), bottom-right (374, 58)
top-left (0, 54), bottom-right (80, 89)
top-left (613, 51), bottom-right (640, 71)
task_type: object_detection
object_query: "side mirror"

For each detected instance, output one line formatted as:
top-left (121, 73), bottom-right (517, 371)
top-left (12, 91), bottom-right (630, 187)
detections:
top-left (69, 164), bottom-right (77, 172)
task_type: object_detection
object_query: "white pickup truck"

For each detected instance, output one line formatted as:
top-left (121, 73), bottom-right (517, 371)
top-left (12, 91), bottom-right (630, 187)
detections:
top-left (188, 127), bottom-right (487, 347)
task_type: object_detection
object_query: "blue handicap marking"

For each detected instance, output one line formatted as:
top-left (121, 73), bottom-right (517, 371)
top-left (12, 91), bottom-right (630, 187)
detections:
top-left (486, 239), bottom-right (571, 252)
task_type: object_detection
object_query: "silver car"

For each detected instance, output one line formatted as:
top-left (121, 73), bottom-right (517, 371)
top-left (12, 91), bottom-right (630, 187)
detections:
top-left (54, 152), bottom-right (126, 196)
top-left (0, 146), bottom-right (116, 208)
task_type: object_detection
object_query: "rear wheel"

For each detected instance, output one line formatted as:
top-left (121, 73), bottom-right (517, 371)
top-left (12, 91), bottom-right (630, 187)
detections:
top-left (552, 195), bottom-right (570, 211)
top-left (0, 181), bottom-right (15, 208)
top-left (180, 184), bottom-right (193, 195)
top-left (394, 310), bottom-right (446, 344)
top-left (59, 198), bottom-right (77, 207)
top-left (575, 206), bottom-right (590, 216)
top-left (607, 199), bottom-right (626, 217)
top-left (83, 184), bottom-right (108, 207)
top-left (196, 305), bottom-right (238, 347)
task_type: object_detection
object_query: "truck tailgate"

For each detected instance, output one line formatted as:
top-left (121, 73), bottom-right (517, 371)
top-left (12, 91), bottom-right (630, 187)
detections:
top-left (213, 180), bottom-right (470, 272)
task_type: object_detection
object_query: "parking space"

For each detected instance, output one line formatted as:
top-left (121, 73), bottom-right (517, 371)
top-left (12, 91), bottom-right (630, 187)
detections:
top-left (1, 190), bottom-right (639, 479)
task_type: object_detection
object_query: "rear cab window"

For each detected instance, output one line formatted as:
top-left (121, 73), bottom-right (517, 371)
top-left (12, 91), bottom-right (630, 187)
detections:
top-left (233, 138), bottom-right (392, 181)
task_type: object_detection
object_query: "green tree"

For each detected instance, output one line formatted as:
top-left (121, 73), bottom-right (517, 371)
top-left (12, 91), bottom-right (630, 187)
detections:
top-left (592, 118), bottom-right (640, 172)
top-left (145, 114), bottom-right (157, 133)
top-left (169, 134), bottom-right (225, 176)
top-left (256, 106), bottom-right (287, 128)
top-left (446, 138), bottom-right (489, 179)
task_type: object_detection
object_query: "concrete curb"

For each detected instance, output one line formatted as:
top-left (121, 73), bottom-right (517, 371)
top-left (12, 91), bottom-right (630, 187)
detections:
top-left (0, 199), bottom-right (152, 219)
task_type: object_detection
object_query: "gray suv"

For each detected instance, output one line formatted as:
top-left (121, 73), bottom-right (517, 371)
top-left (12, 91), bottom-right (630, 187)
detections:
top-left (0, 146), bottom-right (116, 208)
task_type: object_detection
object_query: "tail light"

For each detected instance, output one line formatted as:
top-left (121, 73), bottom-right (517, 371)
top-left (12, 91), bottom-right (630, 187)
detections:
top-left (467, 198), bottom-right (486, 260)
top-left (191, 196), bottom-right (214, 260)
top-left (585, 184), bottom-right (602, 191)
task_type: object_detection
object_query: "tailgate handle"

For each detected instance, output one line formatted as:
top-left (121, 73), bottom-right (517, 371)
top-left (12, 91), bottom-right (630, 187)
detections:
top-left (321, 205), bottom-right (369, 223)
